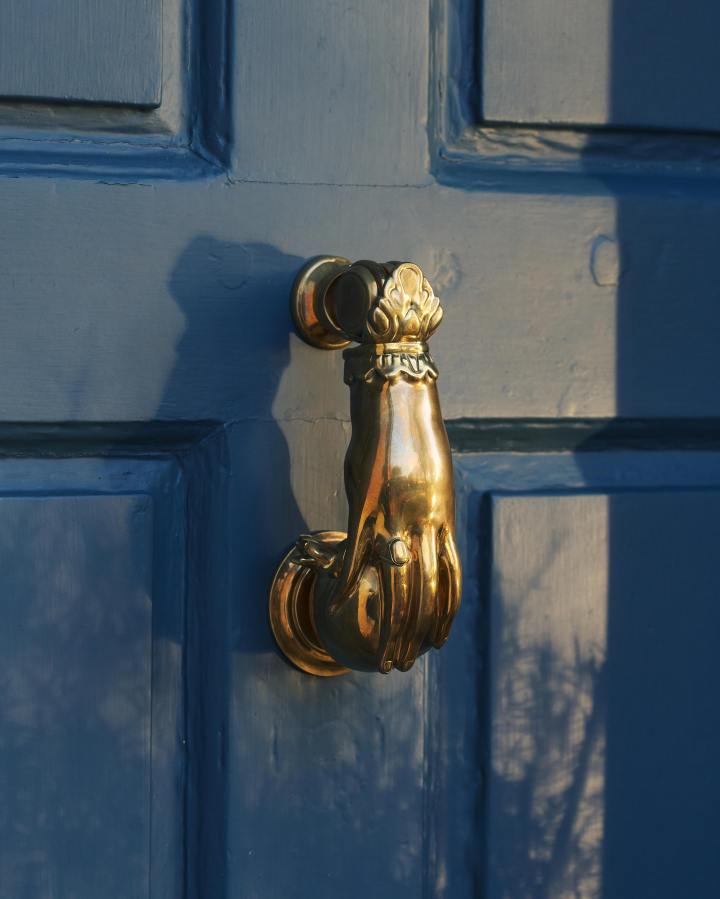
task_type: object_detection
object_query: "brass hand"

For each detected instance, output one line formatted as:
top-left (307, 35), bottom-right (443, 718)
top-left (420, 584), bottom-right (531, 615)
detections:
top-left (270, 259), bottom-right (462, 676)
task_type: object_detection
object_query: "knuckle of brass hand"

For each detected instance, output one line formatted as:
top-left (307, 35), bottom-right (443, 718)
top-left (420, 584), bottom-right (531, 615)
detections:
top-left (269, 257), bottom-right (462, 677)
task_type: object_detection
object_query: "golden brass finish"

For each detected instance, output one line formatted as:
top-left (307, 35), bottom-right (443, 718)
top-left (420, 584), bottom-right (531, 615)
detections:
top-left (270, 257), bottom-right (461, 676)
top-left (269, 531), bottom-right (350, 677)
top-left (291, 255), bottom-right (352, 350)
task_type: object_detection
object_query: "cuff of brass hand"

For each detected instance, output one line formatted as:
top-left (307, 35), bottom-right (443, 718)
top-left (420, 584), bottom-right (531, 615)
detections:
top-left (269, 257), bottom-right (462, 676)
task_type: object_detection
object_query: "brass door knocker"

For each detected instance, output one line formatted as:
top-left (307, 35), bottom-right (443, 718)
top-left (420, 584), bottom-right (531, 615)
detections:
top-left (269, 257), bottom-right (461, 676)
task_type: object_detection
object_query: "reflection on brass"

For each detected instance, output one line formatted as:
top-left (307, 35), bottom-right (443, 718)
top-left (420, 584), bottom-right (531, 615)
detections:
top-left (269, 257), bottom-right (461, 676)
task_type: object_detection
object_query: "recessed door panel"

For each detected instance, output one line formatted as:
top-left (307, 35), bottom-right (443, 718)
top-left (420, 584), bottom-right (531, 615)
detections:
top-left (482, 0), bottom-right (720, 131)
top-left (0, 457), bottom-right (187, 899)
top-left (484, 489), bottom-right (720, 899)
top-left (0, 0), bottom-right (162, 106)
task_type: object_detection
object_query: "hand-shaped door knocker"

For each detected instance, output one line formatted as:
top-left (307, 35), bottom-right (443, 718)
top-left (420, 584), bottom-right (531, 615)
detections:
top-left (269, 257), bottom-right (461, 675)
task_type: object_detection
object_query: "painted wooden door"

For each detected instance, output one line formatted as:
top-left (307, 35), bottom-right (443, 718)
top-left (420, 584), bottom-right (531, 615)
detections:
top-left (0, 2), bottom-right (718, 898)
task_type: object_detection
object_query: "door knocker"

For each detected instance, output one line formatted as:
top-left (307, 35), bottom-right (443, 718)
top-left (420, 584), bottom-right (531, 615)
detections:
top-left (269, 257), bottom-right (461, 675)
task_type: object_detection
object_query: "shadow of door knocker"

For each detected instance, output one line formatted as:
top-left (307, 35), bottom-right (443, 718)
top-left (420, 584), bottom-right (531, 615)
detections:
top-left (269, 256), bottom-right (461, 676)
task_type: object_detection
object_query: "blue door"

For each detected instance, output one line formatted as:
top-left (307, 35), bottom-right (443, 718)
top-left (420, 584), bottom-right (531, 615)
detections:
top-left (0, 1), bottom-right (718, 897)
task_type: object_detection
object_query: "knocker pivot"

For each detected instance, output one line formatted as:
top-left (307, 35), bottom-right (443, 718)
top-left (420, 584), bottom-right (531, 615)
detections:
top-left (269, 256), bottom-right (462, 676)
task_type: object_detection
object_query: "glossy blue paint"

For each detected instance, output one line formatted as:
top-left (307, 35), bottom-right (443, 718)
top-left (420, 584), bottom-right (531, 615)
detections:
top-left (0, 492), bottom-right (154, 895)
top-left (443, 452), bottom-right (720, 897)
top-left (482, 0), bottom-right (720, 131)
top-left (0, 458), bottom-right (186, 897)
top-left (433, 0), bottom-right (720, 192)
top-left (0, 0), bottom-right (162, 107)
top-left (0, 0), bottom-right (718, 897)
top-left (0, 0), bottom-right (231, 178)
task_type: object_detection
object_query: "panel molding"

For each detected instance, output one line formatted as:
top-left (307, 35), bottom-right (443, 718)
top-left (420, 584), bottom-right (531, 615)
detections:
top-left (0, 458), bottom-right (183, 898)
top-left (0, 421), bottom-right (220, 456)
top-left (424, 447), bottom-right (720, 896)
top-left (0, 0), bottom-right (163, 108)
top-left (445, 418), bottom-right (720, 453)
top-left (0, 0), bottom-right (232, 180)
top-left (481, 0), bottom-right (720, 133)
top-left (430, 0), bottom-right (720, 192)
top-left (0, 423), bottom-right (230, 897)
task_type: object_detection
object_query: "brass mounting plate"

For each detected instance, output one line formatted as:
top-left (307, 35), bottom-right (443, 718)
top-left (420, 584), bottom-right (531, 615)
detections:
top-left (290, 255), bottom-right (351, 350)
top-left (269, 531), bottom-right (350, 677)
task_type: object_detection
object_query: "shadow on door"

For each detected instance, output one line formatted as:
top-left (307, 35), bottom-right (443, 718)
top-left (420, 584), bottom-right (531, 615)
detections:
top-left (581, 2), bottom-right (720, 894)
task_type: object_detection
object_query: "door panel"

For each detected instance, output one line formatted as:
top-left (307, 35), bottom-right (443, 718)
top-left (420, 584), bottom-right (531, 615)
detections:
top-left (482, 0), bottom-right (720, 130)
top-left (0, 0), bottom-right (162, 107)
top-left (486, 490), bottom-right (720, 898)
top-left (444, 451), bottom-right (720, 898)
top-left (0, 0), bottom-right (227, 176)
top-left (0, 459), bottom-right (185, 899)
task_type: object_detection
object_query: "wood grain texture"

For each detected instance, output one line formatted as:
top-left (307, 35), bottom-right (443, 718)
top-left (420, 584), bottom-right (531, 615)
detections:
top-left (232, 0), bottom-right (429, 184)
top-left (0, 0), bottom-right (162, 107)
top-left (482, 0), bottom-right (720, 131)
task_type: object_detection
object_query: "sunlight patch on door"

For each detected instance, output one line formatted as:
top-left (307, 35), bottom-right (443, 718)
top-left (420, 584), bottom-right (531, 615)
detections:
top-left (487, 493), bottom-right (608, 899)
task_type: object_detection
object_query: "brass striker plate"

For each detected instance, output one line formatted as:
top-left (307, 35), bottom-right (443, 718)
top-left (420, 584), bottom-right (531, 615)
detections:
top-left (269, 531), bottom-right (350, 677)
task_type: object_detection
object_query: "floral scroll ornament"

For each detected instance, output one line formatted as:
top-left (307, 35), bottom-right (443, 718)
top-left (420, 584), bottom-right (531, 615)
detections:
top-left (367, 263), bottom-right (443, 343)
